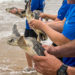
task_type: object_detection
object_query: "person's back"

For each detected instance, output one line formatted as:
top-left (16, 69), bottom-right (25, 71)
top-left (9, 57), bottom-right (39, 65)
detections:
top-left (40, 0), bottom-right (70, 21)
top-left (57, 0), bottom-right (70, 21)
top-left (62, 4), bottom-right (75, 66)
top-left (53, 0), bottom-right (70, 47)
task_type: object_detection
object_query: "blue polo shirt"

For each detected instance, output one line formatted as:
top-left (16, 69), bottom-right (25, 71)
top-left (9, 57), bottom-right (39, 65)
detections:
top-left (57, 0), bottom-right (70, 20)
top-left (62, 5), bottom-right (75, 66)
top-left (26, 0), bottom-right (45, 29)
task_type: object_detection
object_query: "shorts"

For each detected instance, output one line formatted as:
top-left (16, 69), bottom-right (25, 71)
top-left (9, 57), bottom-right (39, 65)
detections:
top-left (24, 29), bottom-right (37, 39)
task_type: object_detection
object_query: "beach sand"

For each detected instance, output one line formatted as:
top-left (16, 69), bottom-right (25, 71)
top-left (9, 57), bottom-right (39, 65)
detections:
top-left (0, 0), bottom-right (62, 75)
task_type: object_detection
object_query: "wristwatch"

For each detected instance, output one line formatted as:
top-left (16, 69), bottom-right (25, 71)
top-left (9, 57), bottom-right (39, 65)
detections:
top-left (57, 64), bottom-right (68, 75)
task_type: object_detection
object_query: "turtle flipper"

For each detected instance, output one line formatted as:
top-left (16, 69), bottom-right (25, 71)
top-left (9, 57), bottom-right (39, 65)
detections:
top-left (12, 24), bottom-right (20, 37)
top-left (7, 24), bottom-right (20, 46)
top-left (7, 37), bottom-right (18, 46)
top-left (30, 38), bottom-right (45, 56)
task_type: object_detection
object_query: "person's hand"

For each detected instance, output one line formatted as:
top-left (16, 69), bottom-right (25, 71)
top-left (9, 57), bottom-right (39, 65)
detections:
top-left (29, 19), bottom-right (45, 30)
top-left (40, 13), bottom-right (47, 18)
top-left (42, 45), bottom-right (51, 51)
top-left (42, 45), bottom-right (56, 55)
top-left (32, 51), bottom-right (62, 75)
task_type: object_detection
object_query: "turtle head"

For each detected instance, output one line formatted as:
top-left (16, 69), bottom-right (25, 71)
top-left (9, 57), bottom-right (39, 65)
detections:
top-left (12, 24), bottom-right (20, 37)
top-left (7, 36), bottom-right (19, 46)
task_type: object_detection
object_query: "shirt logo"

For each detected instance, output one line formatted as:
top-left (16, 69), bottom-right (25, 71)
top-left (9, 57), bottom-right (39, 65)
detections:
top-left (43, 1), bottom-right (45, 7)
top-left (66, 20), bottom-right (69, 24)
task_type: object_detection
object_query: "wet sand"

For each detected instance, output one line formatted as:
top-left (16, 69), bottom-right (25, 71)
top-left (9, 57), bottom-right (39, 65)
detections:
top-left (0, 0), bottom-right (62, 75)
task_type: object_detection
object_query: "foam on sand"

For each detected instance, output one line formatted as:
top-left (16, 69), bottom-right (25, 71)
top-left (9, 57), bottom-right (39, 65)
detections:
top-left (0, 0), bottom-right (24, 3)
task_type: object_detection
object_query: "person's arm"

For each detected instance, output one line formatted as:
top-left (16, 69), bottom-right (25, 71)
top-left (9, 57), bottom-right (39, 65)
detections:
top-left (40, 13), bottom-right (66, 22)
top-left (55, 17), bottom-right (62, 21)
top-left (46, 21), bottom-right (64, 32)
top-left (40, 13), bottom-right (57, 20)
top-left (52, 40), bottom-right (75, 57)
top-left (41, 23), bottom-right (70, 45)
top-left (29, 20), bottom-right (70, 45)
top-left (40, 13), bottom-right (64, 21)
top-left (46, 18), bottom-right (66, 32)
top-left (43, 40), bottom-right (75, 57)
top-left (67, 67), bottom-right (75, 75)
top-left (32, 51), bottom-right (75, 75)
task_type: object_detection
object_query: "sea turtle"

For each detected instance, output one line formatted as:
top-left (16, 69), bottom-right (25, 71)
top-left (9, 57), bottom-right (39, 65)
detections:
top-left (8, 24), bottom-right (45, 56)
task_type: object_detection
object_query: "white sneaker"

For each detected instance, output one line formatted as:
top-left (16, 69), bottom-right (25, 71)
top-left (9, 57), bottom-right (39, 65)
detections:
top-left (22, 67), bottom-right (37, 75)
top-left (23, 67), bottom-right (37, 72)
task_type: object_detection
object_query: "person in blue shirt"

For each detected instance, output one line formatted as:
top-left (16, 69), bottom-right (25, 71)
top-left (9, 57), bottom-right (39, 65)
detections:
top-left (40, 0), bottom-right (70, 21)
top-left (57, 0), bottom-right (70, 20)
top-left (62, 5), bottom-right (75, 66)
top-left (24, 0), bottom-right (45, 38)
top-left (29, 1), bottom-right (75, 67)
top-left (30, 2), bottom-right (75, 74)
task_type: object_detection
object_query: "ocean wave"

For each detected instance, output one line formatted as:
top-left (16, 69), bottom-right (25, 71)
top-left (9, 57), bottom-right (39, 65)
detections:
top-left (0, 0), bottom-right (23, 3)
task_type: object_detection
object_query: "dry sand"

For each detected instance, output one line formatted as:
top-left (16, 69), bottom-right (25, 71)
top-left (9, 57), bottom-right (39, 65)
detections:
top-left (0, 0), bottom-right (62, 75)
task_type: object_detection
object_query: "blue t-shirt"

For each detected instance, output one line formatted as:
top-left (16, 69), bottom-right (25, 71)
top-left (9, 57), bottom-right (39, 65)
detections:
top-left (26, 0), bottom-right (45, 29)
top-left (57, 0), bottom-right (70, 20)
top-left (62, 5), bottom-right (75, 66)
